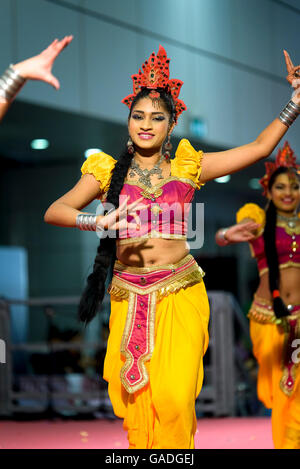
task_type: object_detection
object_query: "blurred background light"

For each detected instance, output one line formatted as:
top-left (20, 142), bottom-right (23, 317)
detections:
top-left (84, 148), bottom-right (102, 158)
top-left (249, 178), bottom-right (262, 190)
top-left (30, 139), bottom-right (49, 150)
top-left (189, 118), bottom-right (208, 139)
top-left (214, 175), bottom-right (231, 183)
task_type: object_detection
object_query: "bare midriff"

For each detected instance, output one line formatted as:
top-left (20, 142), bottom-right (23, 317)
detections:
top-left (116, 238), bottom-right (190, 267)
top-left (255, 267), bottom-right (300, 305)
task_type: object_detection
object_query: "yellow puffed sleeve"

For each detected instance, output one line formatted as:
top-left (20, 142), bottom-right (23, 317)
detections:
top-left (236, 203), bottom-right (266, 227)
top-left (80, 151), bottom-right (117, 198)
top-left (171, 139), bottom-right (205, 189)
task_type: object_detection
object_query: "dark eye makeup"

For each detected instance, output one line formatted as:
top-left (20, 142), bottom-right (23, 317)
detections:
top-left (131, 113), bottom-right (166, 121)
top-left (274, 183), bottom-right (300, 190)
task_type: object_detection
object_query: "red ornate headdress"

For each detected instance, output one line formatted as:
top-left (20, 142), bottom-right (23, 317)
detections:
top-left (259, 141), bottom-right (300, 196)
top-left (122, 45), bottom-right (186, 123)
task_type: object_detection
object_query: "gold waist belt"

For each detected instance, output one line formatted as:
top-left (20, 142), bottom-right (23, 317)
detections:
top-left (248, 295), bottom-right (300, 325)
top-left (108, 254), bottom-right (205, 302)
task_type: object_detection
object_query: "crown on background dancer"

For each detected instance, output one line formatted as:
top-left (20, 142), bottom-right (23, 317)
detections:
top-left (122, 45), bottom-right (187, 123)
top-left (259, 141), bottom-right (300, 196)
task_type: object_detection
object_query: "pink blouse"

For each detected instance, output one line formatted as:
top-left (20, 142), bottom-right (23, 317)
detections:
top-left (81, 139), bottom-right (205, 245)
top-left (236, 203), bottom-right (300, 276)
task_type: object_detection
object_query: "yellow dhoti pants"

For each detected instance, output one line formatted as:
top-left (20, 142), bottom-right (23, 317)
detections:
top-left (103, 279), bottom-right (210, 449)
top-left (249, 297), bottom-right (300, 449)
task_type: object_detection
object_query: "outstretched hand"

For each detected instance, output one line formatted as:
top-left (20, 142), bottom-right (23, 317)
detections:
top-left (284, 50), bottom-right (300, 104)
top-left (12, 36), bottom-right (73, 89)
top-left (97, 196), bottom-right (148, 232)
top-left (224, 221), bottom-right (261, 243)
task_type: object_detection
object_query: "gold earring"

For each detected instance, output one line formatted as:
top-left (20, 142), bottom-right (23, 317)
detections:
top-left (164, 135), bottom-right (172, 160)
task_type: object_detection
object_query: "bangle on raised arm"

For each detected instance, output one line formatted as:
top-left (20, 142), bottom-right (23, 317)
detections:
top-left (0, 65), bottom-right (27, 103)
top-left (278, 100), bottom-right (300, 127)
top-left (217, 227), bottom-right (230, 246)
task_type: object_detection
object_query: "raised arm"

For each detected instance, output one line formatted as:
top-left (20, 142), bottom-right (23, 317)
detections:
top-left (0, 35), bottom-right (73, 122)
top-left (199, 51), bottom-right (300, 183)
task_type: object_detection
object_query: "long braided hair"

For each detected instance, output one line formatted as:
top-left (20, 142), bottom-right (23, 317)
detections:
top-left (78, 87), bottom-right (176, 324)
top-left (263, 166), bottom-right (300, 318)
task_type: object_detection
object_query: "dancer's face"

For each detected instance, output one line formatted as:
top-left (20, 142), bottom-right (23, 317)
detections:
top-left (128, 97), bottom-right (173, 153)
top-left (268, 172), bottom-right (300, 214)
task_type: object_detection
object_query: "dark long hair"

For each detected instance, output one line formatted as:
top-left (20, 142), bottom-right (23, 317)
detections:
top-left (78, 87), bottom-right (176, 324)
top-left (263, 166), bottom-right (299, 318)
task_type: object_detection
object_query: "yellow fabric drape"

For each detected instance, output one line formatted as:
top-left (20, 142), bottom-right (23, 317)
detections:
top-left (236, 202), bottom-right (266, 227)
top-left (171, 139), bottom-right (205, 189)
top-left (80, 151), bottom-right (117, 196)
top-left (250, 319), bottom-right (300, 449)
top-left (103, 280), bottom-right (210, 449)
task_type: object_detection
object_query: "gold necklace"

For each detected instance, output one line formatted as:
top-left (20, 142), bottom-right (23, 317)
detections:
top-left (277, 213), bottom-right (299, 229)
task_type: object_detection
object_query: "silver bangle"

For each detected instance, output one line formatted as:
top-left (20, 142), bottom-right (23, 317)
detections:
top-left (278, 100), bottom-right (300, 127)
top-left (0, 65), bottom-right (27, 102)
top-left (76, 213), bottom-right (98, 231)
top-left (76, 208), bottom-right (116, 232)
top-left (218, 228), bottom-right (230, 246)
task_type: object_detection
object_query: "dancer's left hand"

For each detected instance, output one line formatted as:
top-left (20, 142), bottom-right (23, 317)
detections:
top-left (12, 35), bottom-right (73, 89)
top-left (284, 50), bottom-right (300, 104)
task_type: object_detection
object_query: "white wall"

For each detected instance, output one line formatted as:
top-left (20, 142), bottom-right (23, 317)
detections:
top-left (0, 0), bottom-right (299, 153)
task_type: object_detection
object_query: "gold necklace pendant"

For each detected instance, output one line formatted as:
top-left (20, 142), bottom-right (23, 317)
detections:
top-left (277, 213), bottom-right (299, 229)
top-left (140, 187), bottom-right (163, 200)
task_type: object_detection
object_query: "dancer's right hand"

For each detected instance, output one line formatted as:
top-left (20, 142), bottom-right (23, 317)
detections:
top-left (96, 196), bottom-right (147, 231)
top-left (224, 221), bottom-right (261, 243)
top-left (12, 36), bottom-right (73, 89)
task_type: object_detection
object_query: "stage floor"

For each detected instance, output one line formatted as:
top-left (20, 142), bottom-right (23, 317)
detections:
top-left (0, 417), bottom-right (273, 449)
